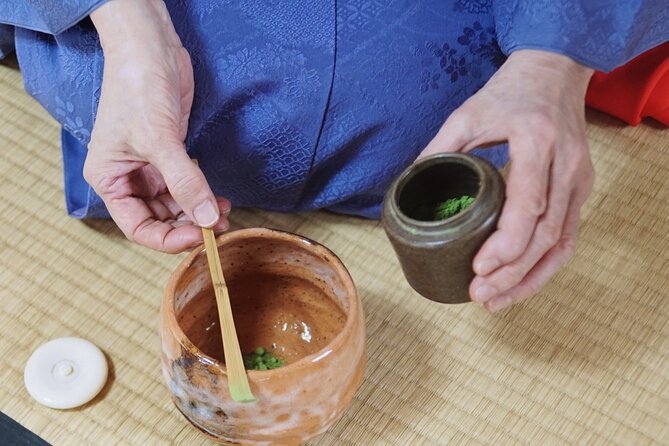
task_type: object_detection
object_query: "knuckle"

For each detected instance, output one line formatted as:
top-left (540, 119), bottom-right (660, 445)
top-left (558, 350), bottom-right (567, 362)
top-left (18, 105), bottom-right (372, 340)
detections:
top-left (87, 137), bottom-right (100, 152)
top-left (82, 161), bottom-right (95, 185)
top-left (179, 46), bottom-right (192, 61)
top-left (524, 192), bottom-right (547, 217)
top-left (574, 142), bottom-right (590, 158)
top-left (505, 238), bottom-right (527, 260)
top-left (88, 129), bottom-right (104, 149)
top-left (565, 159), bottom-right (595, 199)
top-left (84, 168), bottom-right (117, 196)
top-left (564, 140), bottom-right (592, 172)
top-left (571, 148), bottom-right (590, 170)
top-left (499, 267), bottom-right (525, 290)
top-left (558, 237), bottom-right (577, 260)
top-left (131, 219), bottom-right (155, 247)
top-left (536, 221), bottom-right (562, 249)
top-left (168, 172), bottom-right (202, 199)
top-left (83, 146), bottom-right (102, 186)
top-left (82, 161), bottom-right (107, 194)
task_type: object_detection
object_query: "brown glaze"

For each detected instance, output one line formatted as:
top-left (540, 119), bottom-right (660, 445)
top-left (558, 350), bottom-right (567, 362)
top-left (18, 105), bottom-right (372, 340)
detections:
top-left (178, 273), bottom-right (347, 365)
top-left (161, 228), bottom-right (366, 445)
top-left (382, 153), bottom-right (505, 304)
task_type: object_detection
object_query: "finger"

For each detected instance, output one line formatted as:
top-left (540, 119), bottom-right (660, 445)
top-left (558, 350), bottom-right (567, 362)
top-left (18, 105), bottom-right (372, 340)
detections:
top-left (146, 198), bottom-right (176, 221)
top-left (170, 219), bottom-right (194, 228)
top-left (159, 194), bottom-right (231, 234)
top-left (212, 216), bottom-right (230, 232)
top-left (128, 165), bottom-right (165, 198)
top-left (170, 218), bottom-right (229, 257)
top-left (157, 193), bottom-right (184, 217)
top-left (473, 134), bottom-right (552, 275)
top-left (167, 211), bottom-right (229, 249)
top-left (134, 220), bottom-right (203, 253)
top-left (173, 212), bottom-right (230, 229)
top-left (477, 146), bottom-right (594, 309)
top-left (419, 105), bottom-right (508, 159)
top-left (103, 195), bottom-right (202, 253)
top-left (470, 167), bottom-right (571, 303)
top-left (148, 145), bottom-right (220, 228)
top-left (216, 197), bottom-right (232, 214)
top-left (484, 199), bottom-right (582, 312)
top-left (169, 196), bottom-right (230, 232)
top-left (420, 107), bottom-right (480, 157)
top-left (157, 194), bottom-right (231, 219)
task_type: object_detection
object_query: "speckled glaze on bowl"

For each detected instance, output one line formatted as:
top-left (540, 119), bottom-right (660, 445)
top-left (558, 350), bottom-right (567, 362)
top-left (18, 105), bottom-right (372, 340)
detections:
top-left (160, 228), bottom-right (366, 445)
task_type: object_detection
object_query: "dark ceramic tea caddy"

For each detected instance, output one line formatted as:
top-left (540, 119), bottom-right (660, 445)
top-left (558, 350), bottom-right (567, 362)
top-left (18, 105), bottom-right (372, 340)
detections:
top-left (382, 153), bottom-right (505, 304)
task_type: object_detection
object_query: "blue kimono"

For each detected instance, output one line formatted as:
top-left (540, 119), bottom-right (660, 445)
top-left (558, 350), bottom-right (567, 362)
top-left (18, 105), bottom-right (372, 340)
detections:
top-left (1, 1), bottom-right (668, 219)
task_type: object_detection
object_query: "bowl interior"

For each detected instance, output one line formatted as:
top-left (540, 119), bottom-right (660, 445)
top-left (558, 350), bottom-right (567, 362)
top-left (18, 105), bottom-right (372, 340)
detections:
top-left (173, 233), bottom-right (351, 367)
top-left (396, 159), bottom-right (481, 221)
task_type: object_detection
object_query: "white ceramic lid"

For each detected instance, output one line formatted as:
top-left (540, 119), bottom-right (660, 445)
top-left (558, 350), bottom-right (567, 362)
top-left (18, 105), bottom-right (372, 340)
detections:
top-left (24, 337), bottom-right (108, 409)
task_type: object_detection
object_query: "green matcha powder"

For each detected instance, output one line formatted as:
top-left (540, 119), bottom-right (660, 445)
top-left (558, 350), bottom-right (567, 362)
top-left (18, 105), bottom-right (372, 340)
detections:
top-left (432, 195), bottom-right (475, 220)
top-left (413, 194), bottom-right (475, 221)
top-left (243, 347), bottom-right (284, 371)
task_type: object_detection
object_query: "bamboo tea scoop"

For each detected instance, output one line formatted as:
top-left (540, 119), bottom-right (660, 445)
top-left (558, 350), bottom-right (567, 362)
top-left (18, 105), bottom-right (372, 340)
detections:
top-left (201, 225), bottom-right (256, 403)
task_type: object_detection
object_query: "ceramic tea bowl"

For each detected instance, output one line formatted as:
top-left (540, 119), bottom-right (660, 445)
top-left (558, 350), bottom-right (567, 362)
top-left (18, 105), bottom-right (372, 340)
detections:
top-left (160, 228), bottom-right (366, 445)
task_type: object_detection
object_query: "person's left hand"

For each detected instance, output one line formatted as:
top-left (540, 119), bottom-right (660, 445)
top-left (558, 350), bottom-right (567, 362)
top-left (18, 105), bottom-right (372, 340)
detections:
top-left (420, 49), bottom-right (595, 311)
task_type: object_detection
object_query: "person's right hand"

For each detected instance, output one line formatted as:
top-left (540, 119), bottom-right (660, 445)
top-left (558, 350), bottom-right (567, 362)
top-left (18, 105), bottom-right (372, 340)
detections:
top-left (87, 0), bottom-right (229, 253)
top-left (420, 50), bottom-right (595, 311)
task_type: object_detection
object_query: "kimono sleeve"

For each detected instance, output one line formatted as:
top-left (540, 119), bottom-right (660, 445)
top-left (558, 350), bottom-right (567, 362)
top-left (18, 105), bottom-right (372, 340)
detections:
top-left (0, 0), bottom-right (108, 35)
top-left (493, 0), bottom-right (669, 72)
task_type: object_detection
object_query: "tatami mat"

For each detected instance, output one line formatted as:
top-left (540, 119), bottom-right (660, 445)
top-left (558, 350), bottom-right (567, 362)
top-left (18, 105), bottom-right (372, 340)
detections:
top-left (1, 59), bottom-right (668, 446)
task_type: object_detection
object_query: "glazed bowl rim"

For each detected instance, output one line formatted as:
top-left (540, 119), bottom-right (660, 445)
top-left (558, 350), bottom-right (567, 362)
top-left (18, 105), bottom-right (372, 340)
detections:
top-left (163, 227), bottom-right (361, 378)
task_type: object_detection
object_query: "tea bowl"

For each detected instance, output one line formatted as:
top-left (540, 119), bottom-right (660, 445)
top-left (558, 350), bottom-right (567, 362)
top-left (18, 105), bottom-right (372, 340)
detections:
top-left (160, 228), bottom-right (366, 445)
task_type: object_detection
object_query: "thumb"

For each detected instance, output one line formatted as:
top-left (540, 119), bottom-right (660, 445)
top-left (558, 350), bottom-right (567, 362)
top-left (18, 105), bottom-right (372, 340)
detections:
top-left (150, 143), bottom-right (220, 227)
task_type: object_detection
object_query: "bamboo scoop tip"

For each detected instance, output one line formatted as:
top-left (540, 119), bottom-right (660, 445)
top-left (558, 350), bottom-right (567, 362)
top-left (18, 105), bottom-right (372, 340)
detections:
top-left (230, 388), bottom-right (257, 404)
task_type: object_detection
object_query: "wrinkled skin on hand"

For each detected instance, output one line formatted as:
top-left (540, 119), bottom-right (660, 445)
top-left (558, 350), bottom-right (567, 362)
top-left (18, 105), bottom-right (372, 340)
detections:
top-left (421, 49), bottom-right (595, 312)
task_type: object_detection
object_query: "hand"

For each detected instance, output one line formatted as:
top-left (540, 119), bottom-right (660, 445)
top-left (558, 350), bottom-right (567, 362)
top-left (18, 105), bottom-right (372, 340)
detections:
top-left (86, 0), bottom-right (229, 253)
top-left (421, 50), bottom-right (595, 311)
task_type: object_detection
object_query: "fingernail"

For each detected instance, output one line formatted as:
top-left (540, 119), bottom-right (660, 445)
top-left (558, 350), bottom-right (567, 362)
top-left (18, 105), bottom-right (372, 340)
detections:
top-left (473, 284), bottom-right (497, 302)
top-left (193, 201), bottom-right (219, 227)
top-left (475, 258), bottom-right (500, 275)
top-left (487, 295), bottom-right (513, 312)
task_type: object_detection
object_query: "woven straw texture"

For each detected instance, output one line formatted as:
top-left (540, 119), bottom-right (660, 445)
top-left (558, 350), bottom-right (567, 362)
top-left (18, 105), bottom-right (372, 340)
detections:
top-left (1, 59), bottom-right (668, 446)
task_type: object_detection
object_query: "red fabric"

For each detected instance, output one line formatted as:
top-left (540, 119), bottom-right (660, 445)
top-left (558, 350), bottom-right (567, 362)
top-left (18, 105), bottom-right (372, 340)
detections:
top-left (586, 41), bottom-right (669, 126)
